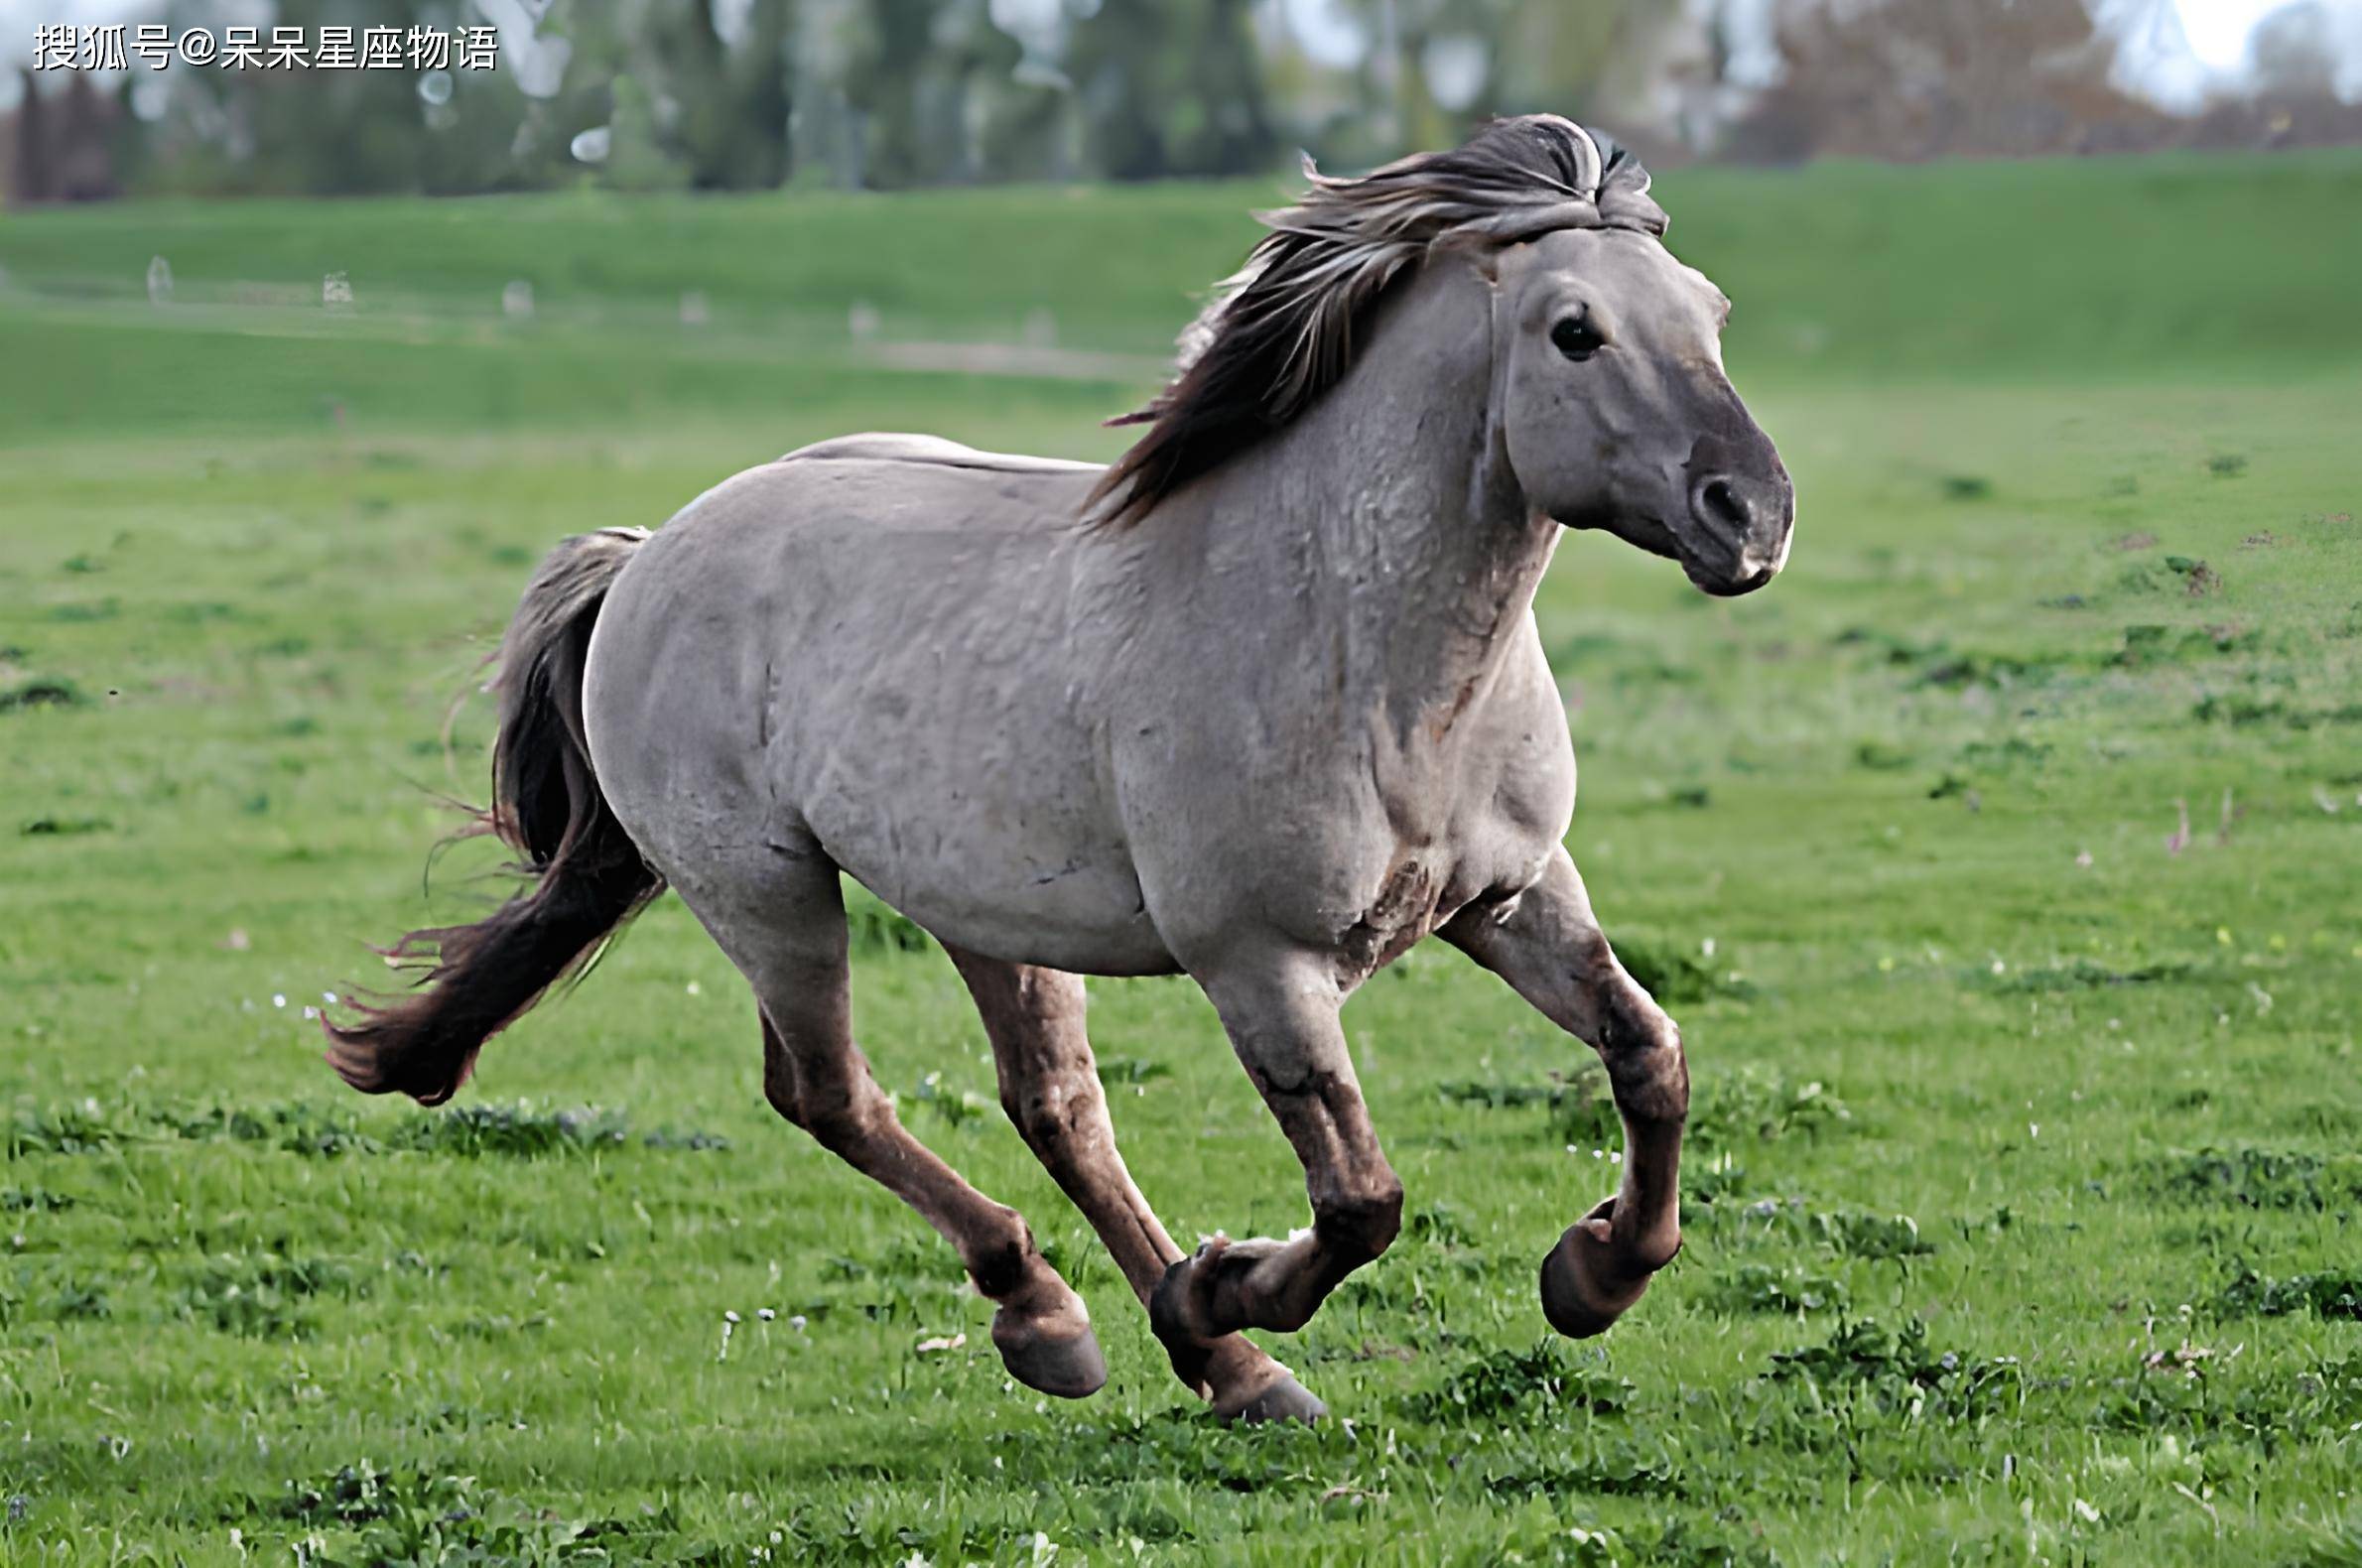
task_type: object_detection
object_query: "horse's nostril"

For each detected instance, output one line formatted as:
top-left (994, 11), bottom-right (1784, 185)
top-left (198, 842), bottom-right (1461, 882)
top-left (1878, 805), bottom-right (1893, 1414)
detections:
top-left (1699, 477), bottom-right (1747, 530)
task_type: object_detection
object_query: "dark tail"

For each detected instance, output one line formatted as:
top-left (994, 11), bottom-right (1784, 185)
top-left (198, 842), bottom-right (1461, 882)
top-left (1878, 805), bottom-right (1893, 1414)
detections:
top-left (327, 527), bottom-right (662, 1106)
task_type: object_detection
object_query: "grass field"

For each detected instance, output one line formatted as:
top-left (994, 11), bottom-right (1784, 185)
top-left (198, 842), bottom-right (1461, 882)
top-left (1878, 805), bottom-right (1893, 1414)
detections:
top-left (4, 151), bottom-right (2362, 1565)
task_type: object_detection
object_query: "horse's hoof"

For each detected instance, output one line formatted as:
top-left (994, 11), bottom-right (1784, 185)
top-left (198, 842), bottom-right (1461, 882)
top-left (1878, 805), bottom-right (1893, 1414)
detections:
top-left (1538, 1202), bottom-right (1655, 1340)
top-left (1219, 1372), bottom-right (1326, 1425)
top-left (995, 1322), bottom-right (1109, 1400)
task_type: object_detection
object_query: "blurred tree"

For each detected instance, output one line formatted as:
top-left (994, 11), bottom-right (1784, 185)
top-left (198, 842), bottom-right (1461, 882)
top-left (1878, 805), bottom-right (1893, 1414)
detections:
top-left (9, 68), bottom-right (47, 203)
top-left (635, 0), bottom-right (794, 188)
top-left (1732, 0), bottom-right (2167, 160)
top-left (1067, 0), bottom-right (1275, 179)
top-left (66, 0), bottom-right (2362, 197)
top-left (131, 0), bottom-right (570, 195)
top-left (1291, 0), bottom-right (1710, 169)
top-left (838, 0), bottom-right (934, 185)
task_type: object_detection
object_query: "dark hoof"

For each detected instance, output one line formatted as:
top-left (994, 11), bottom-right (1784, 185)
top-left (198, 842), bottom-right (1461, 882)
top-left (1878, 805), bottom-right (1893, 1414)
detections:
top-left (1219, 1372), bottom-right (1326, 1425)
top-left (995, 1322), bottom-right (1108, 1400)
top-left (1538, 1203), bottom-right (1657, 1340)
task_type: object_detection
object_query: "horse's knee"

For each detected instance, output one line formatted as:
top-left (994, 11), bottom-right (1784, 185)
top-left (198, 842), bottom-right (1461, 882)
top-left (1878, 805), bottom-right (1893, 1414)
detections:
top-left (1600, 990), bottom-right (1687, 1128)
top-left (1314, 1172), bottom-right (1405, 1265)
top-left (999, 1085), bottom-right (1063, 1153)
top-left (798, 1082), bottom-right (887, 1151)
top-left (998, 1067), bottom-right (1102, 1165)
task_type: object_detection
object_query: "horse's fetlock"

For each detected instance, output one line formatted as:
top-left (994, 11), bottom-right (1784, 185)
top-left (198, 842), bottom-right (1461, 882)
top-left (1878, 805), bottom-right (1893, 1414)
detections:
top-left (1316, 1174), bottom-right (1405, 1263)
top-left (968, 1209), bottom-right (1039, 1302)
top-left (1625, 1221), bottom-right (1682, 1277)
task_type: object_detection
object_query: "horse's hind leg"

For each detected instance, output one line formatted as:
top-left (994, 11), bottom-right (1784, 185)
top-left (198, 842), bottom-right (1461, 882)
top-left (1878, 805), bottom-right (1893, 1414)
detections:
top-left (693, 857), bottom-right (1106, 1398)
top-left (946, 947), bottom-right (1325, 1424)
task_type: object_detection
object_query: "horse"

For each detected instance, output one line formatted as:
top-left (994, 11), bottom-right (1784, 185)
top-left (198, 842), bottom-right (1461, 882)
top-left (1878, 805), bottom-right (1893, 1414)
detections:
top-left (327, 114), bottom-right (1794, 1424)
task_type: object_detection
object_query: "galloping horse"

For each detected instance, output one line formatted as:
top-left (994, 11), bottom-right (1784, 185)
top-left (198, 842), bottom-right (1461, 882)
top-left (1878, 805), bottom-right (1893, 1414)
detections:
top-left (328, 115), bottom-right (1793, 1423)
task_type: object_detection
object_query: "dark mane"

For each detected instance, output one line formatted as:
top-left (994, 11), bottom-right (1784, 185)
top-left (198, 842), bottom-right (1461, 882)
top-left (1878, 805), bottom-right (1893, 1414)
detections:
top-left (1089, 115), bottom-right (1665, 527)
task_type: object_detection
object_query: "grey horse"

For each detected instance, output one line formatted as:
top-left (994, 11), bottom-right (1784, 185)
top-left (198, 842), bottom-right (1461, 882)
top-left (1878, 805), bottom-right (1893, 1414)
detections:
top-left (328, 115), bottom-right (1793, 1424)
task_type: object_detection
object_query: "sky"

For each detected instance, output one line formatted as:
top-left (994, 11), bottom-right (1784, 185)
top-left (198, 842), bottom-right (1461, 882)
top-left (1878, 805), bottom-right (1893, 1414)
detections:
top-left (1, 0), bottom-right (2354, 117)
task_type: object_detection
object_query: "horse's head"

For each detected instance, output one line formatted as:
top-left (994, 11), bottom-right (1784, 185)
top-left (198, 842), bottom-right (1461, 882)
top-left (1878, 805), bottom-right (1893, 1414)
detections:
top-left (1094, 112), bottom-right (1794, 585)
top-left (1491, 227), bottom-right (1793, 596)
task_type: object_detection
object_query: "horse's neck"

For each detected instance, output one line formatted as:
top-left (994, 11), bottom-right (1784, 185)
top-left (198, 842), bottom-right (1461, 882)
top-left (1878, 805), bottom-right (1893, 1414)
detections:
top-left (1200, 259), bottom-right (1558, 738)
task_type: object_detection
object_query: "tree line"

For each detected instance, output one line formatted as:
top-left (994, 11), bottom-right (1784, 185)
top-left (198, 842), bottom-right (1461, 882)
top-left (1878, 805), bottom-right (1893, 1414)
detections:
top-left (8, 0), bottom-right (2360, 203)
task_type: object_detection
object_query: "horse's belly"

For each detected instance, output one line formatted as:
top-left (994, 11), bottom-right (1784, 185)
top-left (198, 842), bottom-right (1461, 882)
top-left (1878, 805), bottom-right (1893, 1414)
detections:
top-left (808, 791), bottom-right (1179, 977)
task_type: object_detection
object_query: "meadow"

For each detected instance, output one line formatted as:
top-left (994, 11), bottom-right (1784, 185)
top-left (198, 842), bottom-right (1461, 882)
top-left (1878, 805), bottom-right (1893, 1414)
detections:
top-left (3, 150), bottom-right (2361, 1564)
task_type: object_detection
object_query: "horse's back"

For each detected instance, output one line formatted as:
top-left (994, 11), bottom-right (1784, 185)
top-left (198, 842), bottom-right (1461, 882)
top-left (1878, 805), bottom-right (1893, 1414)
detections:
top-left (780, 433), bottom-right (1104, 481)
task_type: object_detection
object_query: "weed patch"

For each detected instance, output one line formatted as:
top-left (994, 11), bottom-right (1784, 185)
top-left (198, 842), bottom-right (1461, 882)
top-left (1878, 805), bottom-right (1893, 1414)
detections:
top-left (1618, 935), bottom-right (1754, 1005)
top-left (1765, 1317), bottom-right (2021, 1421)
top-left (0, 678), bottom-right (85, 713)
top-left (2193, 694), bottom-right (2362, 728)
top-left (1703, 1262), bottom-right (1851, 1317)
top-left (2216, 1262), bottom-right (2362, 1322)
top-left (161, 1103), bottom-right (383, 1157)
top-left (2147, 1147), bottom-right (2362, 1213)
top-left (846, 883), bottom-right (930, 953)
top-left (6, 1100), bottom-right (137, 1156)
top-left (264, 1461), bottom-right (641, 1562)
top-left (1703, 1199), bottom-right (1937, 1260)
top-left (0, 1266), bottom-right (112, 1327)
top-left (1398, 1342), bottom-right (1636, 1424)
top-left (1476, 1438), bottom-right (1683, 1499)
top-left (1438, 1069), bottom-right (1848, 1155)
top-left (396, 1102), bottom-right (632, 1156)
top-left (1407, 1201), bottom-right (1478, 1249)
top-left (904, 1072), bottom-right (993, 1128)
top-left (176, 1253), bottom-right (362, 1337)
top-left (1692, 1071), bottom-right (1851, 1148)
top-left (10, 1097), bottom-right (728, 1161)
top-left (1980, 957), bottom-right (2194, 992)
top-left (1095, 1055), bottom-right (1172, 1086)
top-left (20, 815), bottom-right (112, 837)
top-left (2110, 622), bottom-right (2258, 667)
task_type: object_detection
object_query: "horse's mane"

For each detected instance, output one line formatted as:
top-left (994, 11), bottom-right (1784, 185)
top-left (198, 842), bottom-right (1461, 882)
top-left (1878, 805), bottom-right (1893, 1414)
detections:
top-left (1090, 115), bottom-right (1667, 527)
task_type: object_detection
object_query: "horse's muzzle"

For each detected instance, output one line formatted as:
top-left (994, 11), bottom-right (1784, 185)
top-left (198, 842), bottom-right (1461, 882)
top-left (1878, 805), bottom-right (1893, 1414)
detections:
top-left (1682, 468), bottom-right (1792, 596)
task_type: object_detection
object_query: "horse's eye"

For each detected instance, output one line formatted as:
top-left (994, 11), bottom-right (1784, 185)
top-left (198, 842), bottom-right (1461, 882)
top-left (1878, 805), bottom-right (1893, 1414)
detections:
top-left (1550, 316), bottom-right (1604, 361)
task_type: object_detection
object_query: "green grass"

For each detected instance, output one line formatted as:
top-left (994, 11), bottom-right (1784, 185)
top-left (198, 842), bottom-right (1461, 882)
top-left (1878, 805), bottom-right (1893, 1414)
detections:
top-left (4, 154), bottom-right (2361, 1564)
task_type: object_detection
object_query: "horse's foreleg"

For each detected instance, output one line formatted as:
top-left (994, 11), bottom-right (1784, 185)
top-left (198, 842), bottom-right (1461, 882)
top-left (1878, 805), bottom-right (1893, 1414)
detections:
top-left (1149, 962), bottom-right (1402, 1356)
top-left (946, 947), bottom-right (1323, 1423)
top-left (1442, 847), bottom-right (1686, 1337)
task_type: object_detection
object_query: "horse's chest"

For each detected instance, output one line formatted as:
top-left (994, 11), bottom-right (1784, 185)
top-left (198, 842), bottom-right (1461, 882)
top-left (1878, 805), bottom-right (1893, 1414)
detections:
top-left (1327, 739), bottom-right (1570, 984)
top-left (1333, 851), bottom-right (1452, 982)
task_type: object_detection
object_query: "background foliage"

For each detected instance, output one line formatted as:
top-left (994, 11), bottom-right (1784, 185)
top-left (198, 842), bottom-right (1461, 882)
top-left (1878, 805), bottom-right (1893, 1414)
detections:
top-left (9, 0), bottom-right (2362, 201)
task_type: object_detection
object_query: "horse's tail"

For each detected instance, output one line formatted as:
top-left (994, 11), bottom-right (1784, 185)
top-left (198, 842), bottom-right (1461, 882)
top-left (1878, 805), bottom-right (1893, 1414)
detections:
top-left (327, 527), bottom-right (662, 1106)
